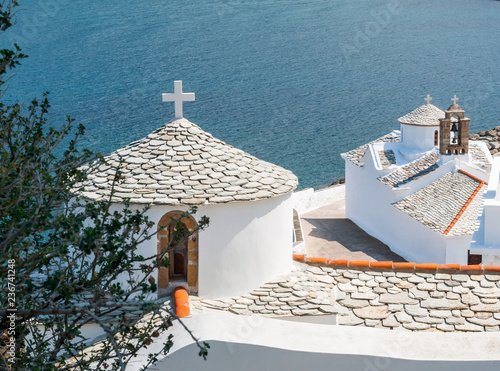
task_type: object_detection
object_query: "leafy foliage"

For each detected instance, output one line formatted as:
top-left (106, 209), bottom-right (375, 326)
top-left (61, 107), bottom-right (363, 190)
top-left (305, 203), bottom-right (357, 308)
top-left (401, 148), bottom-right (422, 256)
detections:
top-left (0, 2), bottom-right (209, 370)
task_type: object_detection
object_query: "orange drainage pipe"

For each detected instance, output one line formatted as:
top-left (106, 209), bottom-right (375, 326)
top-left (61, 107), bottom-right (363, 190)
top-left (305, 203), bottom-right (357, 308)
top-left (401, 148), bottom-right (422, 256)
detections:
top-left (173, 286), bottom-right (190, 318)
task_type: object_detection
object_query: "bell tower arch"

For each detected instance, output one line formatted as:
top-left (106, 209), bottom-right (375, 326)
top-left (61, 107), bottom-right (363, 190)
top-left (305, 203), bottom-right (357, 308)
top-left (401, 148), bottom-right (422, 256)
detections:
top-left (439, 96), bottom-right (470, 155)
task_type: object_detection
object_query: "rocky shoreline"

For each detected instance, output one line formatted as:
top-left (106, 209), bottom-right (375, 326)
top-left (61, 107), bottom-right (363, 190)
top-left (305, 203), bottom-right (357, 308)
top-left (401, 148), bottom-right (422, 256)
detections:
top-left (470, 126), bottom-right (500, 156)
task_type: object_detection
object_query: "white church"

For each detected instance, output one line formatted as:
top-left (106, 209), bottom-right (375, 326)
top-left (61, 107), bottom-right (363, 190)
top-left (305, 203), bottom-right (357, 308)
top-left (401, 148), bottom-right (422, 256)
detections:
top-left (81, 81), bottom-right (298, 299)
top-left (342, 95), bottom-right (500, 265)
top-left (80, 84), bottom-right (500, 298)
top-left (76, 85), bottom-right (500, 370)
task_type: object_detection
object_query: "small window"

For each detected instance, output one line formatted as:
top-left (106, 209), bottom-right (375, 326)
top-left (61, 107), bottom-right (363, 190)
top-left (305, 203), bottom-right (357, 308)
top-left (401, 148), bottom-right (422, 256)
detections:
top-left (468, 251), bottom-right (482, 265)
top-left (173, 252), bottom-right (186, 276)
top-left (434, 130), bottom-right (438, 146)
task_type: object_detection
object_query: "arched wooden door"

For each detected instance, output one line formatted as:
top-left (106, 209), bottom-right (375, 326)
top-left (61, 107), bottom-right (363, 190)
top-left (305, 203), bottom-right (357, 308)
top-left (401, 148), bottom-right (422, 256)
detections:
top-left (157, 211), bottom-right (198, 293)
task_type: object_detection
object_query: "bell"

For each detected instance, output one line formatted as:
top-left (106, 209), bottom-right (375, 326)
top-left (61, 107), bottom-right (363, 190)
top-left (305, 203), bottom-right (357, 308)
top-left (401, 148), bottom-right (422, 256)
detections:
top-left (450, 123), bottom-right (458, 144)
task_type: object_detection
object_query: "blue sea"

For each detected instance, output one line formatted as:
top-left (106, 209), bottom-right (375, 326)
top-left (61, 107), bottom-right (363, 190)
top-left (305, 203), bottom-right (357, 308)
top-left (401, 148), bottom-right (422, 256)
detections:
top-left (4, 0), bottom-right (500, 189)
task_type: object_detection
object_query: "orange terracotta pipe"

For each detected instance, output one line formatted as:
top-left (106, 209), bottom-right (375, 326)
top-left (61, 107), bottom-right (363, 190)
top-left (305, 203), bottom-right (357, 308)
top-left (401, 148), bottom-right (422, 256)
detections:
top-left (173, 287), bottom-right (190, 318)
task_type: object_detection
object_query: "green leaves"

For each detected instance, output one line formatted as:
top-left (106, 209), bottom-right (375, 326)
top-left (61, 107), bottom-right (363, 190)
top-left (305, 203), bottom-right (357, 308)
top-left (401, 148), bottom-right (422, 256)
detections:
top-left (0, 3), bottom-right (210, 368)
top-left (0, 61), bottom-right (209, 371)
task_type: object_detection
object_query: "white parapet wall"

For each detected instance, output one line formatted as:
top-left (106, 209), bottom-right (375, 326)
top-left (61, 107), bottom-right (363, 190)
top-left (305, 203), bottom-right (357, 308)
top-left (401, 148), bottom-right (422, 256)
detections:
top-left (471, 156), bottom-right (500, 260)
top-left (484, 157), bottom-right (500, 246)
top-left (134, 312), bottom-right (500, 371)
top-left (292, 184), bottom-right (345, 215)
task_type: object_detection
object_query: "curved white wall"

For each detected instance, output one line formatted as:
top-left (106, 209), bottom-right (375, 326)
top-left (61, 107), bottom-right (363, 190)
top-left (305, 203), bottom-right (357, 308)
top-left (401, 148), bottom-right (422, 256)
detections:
top-left (116, 193), bottom-right (294, 299)
top-left (130, 312), bottom-right (500, 371)
top-left (401, 123), bottom-right (438, 152)
top-left (196, 194), bottom-right (293, 298)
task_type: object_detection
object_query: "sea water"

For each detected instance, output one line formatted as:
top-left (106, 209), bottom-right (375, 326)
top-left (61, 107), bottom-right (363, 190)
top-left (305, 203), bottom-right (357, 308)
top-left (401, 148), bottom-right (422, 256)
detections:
top-left (4, 0), bottom-right (500, 189)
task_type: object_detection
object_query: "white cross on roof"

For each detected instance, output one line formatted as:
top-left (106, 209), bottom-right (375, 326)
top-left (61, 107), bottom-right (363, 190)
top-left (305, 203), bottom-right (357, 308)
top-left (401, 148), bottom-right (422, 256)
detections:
top-left (451, 95), bottom-right (459, 105)
top-left (162, 80), bottom-right (195, 119)
top-left (424, 94), bottom-right (432, 104)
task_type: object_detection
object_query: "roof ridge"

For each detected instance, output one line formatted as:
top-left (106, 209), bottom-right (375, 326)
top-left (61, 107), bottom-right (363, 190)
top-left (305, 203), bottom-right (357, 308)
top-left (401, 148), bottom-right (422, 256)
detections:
top-left (443, 171), bottom-right (486, 235)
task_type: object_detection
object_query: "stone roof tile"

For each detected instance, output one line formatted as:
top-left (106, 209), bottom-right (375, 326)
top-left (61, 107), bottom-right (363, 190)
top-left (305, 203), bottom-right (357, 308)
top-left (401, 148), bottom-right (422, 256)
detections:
top-left (378, 150), bottom-right (440, 188)
top-left (398, 104), bottom-right (445, 126)
top-left (393, 172), bottom-right (484, 236)
top-left (378, 150), bottom-right (396, 170)
top-left (80, 118), bottom-right (298, 205)
top-left (342, 132), bottom-right (400, 166)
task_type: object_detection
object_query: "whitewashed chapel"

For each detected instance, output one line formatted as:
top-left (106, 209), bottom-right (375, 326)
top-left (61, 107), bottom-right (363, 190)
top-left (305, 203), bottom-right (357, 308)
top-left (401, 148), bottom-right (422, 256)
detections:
top-left (81, 81), bottom-right (298, 299)
top-left (342, 95), bottom-right (500, 265)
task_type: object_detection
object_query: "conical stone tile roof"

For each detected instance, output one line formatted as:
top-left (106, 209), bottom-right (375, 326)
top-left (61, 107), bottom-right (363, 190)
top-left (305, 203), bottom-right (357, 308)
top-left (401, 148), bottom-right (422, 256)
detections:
top-left (80, 118), bottom-right (298, 205)
top-left (398, 104), bottom-right (445, 126)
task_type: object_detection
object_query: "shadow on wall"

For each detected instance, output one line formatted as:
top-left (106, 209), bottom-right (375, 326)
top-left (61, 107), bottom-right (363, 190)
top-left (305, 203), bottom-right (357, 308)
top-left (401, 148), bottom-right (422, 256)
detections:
top-left (156, 341), bottom-right (497, 371)
top-left (303, 217), bottom-right (406, 262)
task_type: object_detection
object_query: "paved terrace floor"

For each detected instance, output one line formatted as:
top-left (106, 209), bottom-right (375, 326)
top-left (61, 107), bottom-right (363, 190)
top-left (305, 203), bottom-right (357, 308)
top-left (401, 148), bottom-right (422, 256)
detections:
top-left (300, 198), bottom-right (405, 262)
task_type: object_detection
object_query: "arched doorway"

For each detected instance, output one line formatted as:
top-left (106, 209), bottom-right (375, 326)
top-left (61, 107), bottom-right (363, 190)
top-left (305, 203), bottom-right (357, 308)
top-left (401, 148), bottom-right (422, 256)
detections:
top-left (157, 211), bottom-right (198, 295)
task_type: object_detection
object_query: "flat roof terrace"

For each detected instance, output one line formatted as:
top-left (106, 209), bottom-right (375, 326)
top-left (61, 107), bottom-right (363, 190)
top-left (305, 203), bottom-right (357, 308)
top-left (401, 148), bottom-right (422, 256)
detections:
top-left (300, 197), bottom-right (405, 262)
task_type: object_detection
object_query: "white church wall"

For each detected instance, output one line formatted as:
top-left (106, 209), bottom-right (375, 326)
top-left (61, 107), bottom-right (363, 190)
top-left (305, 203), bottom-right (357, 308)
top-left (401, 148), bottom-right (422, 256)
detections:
top-left (484, 157), bottom-right (500, 246)
top-left (344, 156), bottom-right (458, 264)
top-left (67, 200), bottom-right (156, 300)
top-left (195, 194), bottom-right (293, 299)
top-left (386, 211), bottom-right (448, 263)
top-left (75, 323), bottom-right (106, 345)
top-left (469, 157), bottom-right (500, 260)
top-left (30, 322), bottom-right (105, 352)
top-left (117, 193), bottom-right (294, 299)
top-left (483, 255), bottom-right (500, 265)
top-left (445, 236), bottom-right (470, 265)
top-left (400, 123), bottom-right (438, 152)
